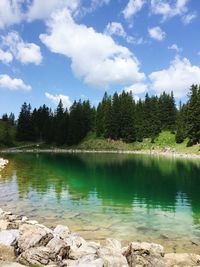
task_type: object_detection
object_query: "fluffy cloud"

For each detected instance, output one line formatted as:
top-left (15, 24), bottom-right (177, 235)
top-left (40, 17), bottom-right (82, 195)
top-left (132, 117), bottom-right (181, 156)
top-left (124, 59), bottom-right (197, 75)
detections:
top-left (40, 9), bottom-right (145, 88)
top-left (148, 26), bottom-right (166, 41)
top-left (105, 22), bottom-right (144, 44)
top-left (124, 83), bottom-right (148, 94)
top-left (0, 74), bottom-right (32, 91)
top-left (149, 57), bottom-right (200, 98)
top-left (123, 0), bottom-right (146, 20)
top-left (0, 49), bottom-right (13, 64)
top-left (0, 0), bottom-right (23, 29)
top-left (150, 0), bottom-right (189, 21)
top-left (45, 92), bottom-right (72, 108)
top-left (27, 0), bottom-right (80, 21)
top-left (2, 32), bottom-right (42, 65)
top-left (168, 44), bottom-right (182, 53)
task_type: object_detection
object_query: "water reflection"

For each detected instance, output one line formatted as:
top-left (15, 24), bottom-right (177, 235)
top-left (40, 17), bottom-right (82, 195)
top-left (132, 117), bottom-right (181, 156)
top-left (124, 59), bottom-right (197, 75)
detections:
top-left (0, 153), bottom-right (200, 251)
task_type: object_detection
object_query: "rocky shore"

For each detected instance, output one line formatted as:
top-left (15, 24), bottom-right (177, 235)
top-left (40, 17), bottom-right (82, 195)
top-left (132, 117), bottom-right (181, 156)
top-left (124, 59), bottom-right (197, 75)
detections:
top-left (0, 209), bottom-right (200, 267)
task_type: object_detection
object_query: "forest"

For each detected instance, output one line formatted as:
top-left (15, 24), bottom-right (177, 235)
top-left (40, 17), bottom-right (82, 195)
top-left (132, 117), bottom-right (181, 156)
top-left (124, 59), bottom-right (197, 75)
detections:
top-left (0, 84), bottom-right (200, 147)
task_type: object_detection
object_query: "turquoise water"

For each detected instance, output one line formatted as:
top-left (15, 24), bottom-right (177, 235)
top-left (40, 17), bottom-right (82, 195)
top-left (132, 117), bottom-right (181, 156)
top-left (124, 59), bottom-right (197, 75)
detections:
top-left (0, 153), bottom-right (200, 252)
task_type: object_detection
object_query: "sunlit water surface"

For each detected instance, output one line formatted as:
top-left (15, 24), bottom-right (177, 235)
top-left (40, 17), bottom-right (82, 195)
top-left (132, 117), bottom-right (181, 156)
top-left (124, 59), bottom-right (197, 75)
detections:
top-left (0, 153), bottom-right (200, 252)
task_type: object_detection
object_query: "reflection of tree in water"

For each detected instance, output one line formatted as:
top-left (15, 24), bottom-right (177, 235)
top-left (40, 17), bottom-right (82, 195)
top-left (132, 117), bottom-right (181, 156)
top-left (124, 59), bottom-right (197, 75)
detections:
top-left (2, 153), bottom-right (200, 228)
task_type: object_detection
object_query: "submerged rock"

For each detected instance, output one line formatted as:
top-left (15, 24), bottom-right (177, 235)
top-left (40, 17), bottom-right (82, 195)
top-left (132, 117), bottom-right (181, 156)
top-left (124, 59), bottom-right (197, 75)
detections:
top-left (123, 242), bottom-right (166, 267)
top-left (164, 253), bottom-right (200, 266)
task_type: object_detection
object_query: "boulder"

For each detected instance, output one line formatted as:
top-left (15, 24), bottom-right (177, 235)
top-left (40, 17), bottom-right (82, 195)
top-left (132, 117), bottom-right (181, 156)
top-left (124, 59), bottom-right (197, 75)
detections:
top-left (123, 242), bottom-right (166, 267)
top-left (47, 237), bottom-right (70, 260)
top-left (164, 253), bottom-right (200, 266)
top-left (0, 262), bottom-right (25, 267)
top-left (64, 233), bottom-right (87, 247)
top-left (0, 219), bottom-right (20, 230)
top-left (63, 255), bottom-right (104, 267)
top-left (18, 223), bottom-right (53, 251)
top-left (0, 230), bottom-right (20, 246)
top-left (98, 239), bottom-right (128, 267)
top-left (17, 246), bottom-right (53, 266)
top-left (69, 243), bottom-right (97, 260)
top-left (0, 244), bottom-right (16, 261)
top-left (54, 224), bottom-right (70, 239)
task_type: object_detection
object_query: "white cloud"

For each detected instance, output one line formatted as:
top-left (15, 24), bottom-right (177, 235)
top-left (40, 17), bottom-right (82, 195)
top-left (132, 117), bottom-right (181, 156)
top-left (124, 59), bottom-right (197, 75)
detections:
top-left (123, 0), bottom-right (146, 20)
top-left (40, 9), bottom-right (145, 88)
top-left (150, 0), bottom-right (188, 21)
top-left (148, 26), bottom-right (166, 41)
top-left (105, 22), bottom-right (126, 38)
top-left (168, 44), bottom-right (182, 53)
top-left (0, 74), bottom-right (32, 91)
top-left (0, 0), bottom-right (23, 29)
top-left (2, 32), bottom-right (42, 65)
top-left (0, 49), bottom-right (13, 64)
top-left (105, 22), bottom-right (144, 45)
top-left (149, 57), bottom-right (200, 98)
top-left (45, 92), bottom-right (72, 108)
top-left (124, 83), bottom-right (148, 94)
top-left (27, 0), bottom-right (80, 21)
top-left (182, 12), bottom-right (197, 24)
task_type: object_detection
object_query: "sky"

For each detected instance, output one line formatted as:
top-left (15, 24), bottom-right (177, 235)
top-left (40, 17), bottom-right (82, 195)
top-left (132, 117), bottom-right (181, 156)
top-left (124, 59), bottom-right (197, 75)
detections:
top-left (0, 0), bottom-right (200, 116)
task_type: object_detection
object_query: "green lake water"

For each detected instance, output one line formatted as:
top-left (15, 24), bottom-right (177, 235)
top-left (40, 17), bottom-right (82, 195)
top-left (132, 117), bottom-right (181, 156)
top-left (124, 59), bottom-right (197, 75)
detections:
top-left (0, 153), bottom-right (200, 252)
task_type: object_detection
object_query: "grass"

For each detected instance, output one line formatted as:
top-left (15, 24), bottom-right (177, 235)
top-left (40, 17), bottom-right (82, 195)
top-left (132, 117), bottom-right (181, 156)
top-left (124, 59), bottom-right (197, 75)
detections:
top-left (78, 131), bottom-right (200, 154)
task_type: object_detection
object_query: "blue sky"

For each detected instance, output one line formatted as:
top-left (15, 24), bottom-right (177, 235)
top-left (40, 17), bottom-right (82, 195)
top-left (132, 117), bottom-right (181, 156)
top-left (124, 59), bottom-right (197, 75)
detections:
top-left (0, 0), bottom-right (200, 116)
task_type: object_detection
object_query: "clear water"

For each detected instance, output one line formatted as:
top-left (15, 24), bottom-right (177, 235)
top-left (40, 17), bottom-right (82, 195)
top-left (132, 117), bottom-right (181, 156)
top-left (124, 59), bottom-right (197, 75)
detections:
top-left (0, 153), bottom-right (200, 252)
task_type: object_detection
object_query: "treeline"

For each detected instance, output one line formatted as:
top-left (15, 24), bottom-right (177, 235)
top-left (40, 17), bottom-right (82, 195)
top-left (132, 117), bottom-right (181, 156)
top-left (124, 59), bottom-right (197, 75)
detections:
top-left (1, 84), bottom-right (200, 147)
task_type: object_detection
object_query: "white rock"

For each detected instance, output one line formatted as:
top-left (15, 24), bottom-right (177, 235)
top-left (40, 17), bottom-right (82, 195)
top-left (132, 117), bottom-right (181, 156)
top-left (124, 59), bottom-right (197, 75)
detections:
top-left (54, 224), bottom-right (70, 239)
top-left (18, 223), bottom-right (53, 251)
top-left (0, 230), bottom-right (20, 246)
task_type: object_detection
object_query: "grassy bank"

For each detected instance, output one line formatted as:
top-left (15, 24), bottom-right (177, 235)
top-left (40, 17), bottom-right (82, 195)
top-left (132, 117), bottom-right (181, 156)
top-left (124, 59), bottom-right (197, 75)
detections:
top-left (77, 131), bottom-right (200, 154)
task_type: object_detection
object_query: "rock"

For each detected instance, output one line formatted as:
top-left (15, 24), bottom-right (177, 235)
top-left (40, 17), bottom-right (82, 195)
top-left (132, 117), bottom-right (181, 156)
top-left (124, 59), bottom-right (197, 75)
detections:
top-left (123, 242), bottom-right (166, 267)
top-left (54, 224), bottom-right (70, 239)
top-left (0, 244), bottom-right (16, 261)
top-left (47, 237), bottom-right (70, 260)
top-left (17, 246), bottom-right (52, 266)
top-left (98, 239), bottom-right (128, 267)
top-left (69, 243), bottom-right (97, 260)
top-left (0, 262), bottom-right (25, 267)
top-left (64, 233), bottom-right (87, 247)
top-left (18, 223), bottom-right (53, 251)
top-left (164, 253), bottom-right (200, 266)
top-left (0, 219), bottom-right (20, 230)
top-left (0, 230), bottom-right (20, 246)
top-left (63, 255), bottom-right (104, 267)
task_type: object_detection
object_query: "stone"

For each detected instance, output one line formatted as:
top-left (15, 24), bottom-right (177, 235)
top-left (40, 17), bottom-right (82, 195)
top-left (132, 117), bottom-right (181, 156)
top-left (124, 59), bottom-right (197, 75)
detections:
top-left (0, 230), bottom-right (20, 246)
top-left (0, 262), bottom-right (25, 267)
top-left (18, 223), bottom-right (53, 251)
top-left (63, 255), bottom-right (104, 267)
top-left (0, 244), bottom-right (16, 261)
top-left (54, 224), bottom-right (70, 239)
top-left (47, 237), bottom-right (70, 260)
top-left (97, 239), bottom-right (128, 267)
top-left (69, 243), bottom-right (97, 260)
top-left (123, 242), bottom-right (166, 267)
top-left (64, 233), bottom-right (87, 248)
top-left (164, 253), bottom-right (200, 266)
top-left (17, 246), bottom-right (52, 266)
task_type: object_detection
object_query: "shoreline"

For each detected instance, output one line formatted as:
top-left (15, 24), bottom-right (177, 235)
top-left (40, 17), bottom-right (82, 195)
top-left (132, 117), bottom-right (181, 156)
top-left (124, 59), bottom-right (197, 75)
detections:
top-left (0, 208), bottom-right (200, 267)
top-left (1, 148), bottom-right (200, 160)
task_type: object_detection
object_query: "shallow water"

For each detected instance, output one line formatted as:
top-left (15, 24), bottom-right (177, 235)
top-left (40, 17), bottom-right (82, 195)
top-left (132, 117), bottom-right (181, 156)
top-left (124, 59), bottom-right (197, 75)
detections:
top-left (0, 153), bottom-right (200, 252)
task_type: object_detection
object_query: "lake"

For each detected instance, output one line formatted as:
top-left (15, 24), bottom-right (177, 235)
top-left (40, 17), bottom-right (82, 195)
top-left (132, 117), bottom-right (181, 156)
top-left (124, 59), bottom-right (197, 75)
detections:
top-left (0, 152), bottom-right (200, 253)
